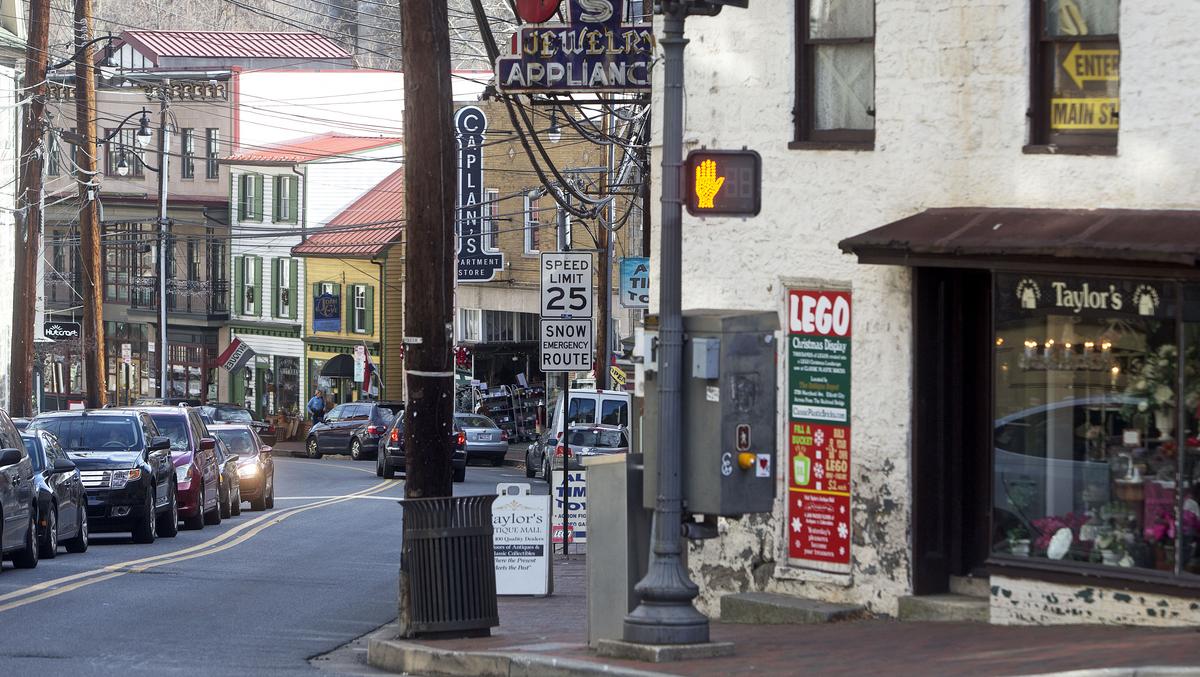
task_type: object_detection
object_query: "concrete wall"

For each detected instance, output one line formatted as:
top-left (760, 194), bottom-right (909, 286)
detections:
top-left (657, 0), bottom-right (1200, 619)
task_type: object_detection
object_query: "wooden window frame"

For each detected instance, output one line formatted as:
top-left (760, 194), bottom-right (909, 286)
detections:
top-left (791, 0), bottom-right (876, 151)
top-left (1026, 0), bottom-right (1120, 154)
top-left (352, 284), bottom-right (367, 334)
top-left (484, 188), bottom-right (500, 252)
top-left (205, 128), bottom-right (220, 179)
top-left (524, 194), bottom-right (541, 255)
top-left (180, 128), bottom-right (195, 179)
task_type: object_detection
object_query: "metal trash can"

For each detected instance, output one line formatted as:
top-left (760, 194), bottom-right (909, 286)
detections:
top-left (397, 494), bottom-right (499, 638)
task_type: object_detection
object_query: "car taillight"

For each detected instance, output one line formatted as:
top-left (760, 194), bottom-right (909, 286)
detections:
top-left (390, 428), bottom-right (399, 443)
top-left (457, 432), bottom-right (466, 447)
top-left (368, 425), bottom-right (382, 435)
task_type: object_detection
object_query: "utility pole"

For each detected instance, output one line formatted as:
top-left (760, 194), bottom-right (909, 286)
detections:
top-left (155, 88), bottom-right (171, 399)
top-left (401, 0), bottom-right (455, 498)
top-left (75, 0), bottom-right (106, 409)
top-left (8, 0), bottom-right (49, 416)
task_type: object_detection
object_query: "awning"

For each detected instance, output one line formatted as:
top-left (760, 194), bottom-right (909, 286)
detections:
top-left (321, 353), bottom-right (355, 378)
top-left (838, 208), bottom-right (1200, 268)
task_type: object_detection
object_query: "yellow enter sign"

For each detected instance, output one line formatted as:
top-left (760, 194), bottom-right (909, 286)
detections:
top-left (609, 365), bottom-right (627, 386)
top-left (1063, 42), bottom-right (1119, 89)
top-left (1050, 97), bottom-right (1119, 130)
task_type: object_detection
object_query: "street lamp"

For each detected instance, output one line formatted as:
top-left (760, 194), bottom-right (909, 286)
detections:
top-left (115, 151), bottom-right (129, 177)
top-left (547, 109), bottom-right (562, 144)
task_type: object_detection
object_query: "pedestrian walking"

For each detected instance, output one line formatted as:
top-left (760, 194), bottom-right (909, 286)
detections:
top-left (307, 390), bottom-right (326, 424)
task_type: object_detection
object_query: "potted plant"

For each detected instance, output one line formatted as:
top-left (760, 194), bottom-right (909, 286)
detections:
top-left (1007, 526), bottom-right (1031, 557)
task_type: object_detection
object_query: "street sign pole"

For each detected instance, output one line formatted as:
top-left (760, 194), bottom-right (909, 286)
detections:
top-left (623, 0), bottom-right (725, 647)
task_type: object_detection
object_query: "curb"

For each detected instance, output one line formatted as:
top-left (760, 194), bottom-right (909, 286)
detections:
top-left (368, 638), bottom-right (676, 677)
top-left (1020, 669), bottom-right (1200, 677)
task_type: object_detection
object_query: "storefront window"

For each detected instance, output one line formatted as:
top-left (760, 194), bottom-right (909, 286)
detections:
top-left (277, 357), bottom-right (300, 415)
top-left (993, 273), bottom-right (1199, 576)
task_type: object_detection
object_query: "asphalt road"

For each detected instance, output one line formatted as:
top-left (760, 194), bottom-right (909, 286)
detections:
top-left (0, 454), bottom-right (545, 677)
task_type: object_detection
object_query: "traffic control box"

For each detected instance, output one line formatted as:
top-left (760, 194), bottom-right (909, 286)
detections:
top-left (642, 310), bottom-right (778, 517)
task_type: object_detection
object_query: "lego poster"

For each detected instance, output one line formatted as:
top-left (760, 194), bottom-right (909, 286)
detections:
top-left (787, 289), bottom-right (852, 572)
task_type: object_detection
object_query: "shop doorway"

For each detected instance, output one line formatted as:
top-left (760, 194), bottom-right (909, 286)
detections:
top-left (912, 267), bottom-right (993, 594)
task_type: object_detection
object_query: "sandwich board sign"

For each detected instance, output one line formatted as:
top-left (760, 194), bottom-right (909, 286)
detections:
top-left (492, 483), bottom-right (552, 596)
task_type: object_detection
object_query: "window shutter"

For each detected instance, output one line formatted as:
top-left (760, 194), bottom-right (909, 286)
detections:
top-left (289, 260), bottom-right (299, 319)
top-left (288, 177), bottom-right (299, 223)
top-left (271, 258), bottom-right (281, 317)
top-left (365, 285), bottom-right (375, 335)
top-left (238, 174), bottom-right (248, 221)
top-left (273, 176), bottom-right (282, 222)
top-left (253, 174), bottom-right (264, 220)
top-left (254, 256), bottom-right (264, 316)
top-left (234, 255), bottom-right (244, 314)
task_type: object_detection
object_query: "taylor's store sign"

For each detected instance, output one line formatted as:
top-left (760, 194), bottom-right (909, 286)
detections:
top-left (997, 274), bottom-right (1174, 319)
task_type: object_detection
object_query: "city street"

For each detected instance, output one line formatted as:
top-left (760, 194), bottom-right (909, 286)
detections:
top-left (0, 454), bottom-right (539, 676)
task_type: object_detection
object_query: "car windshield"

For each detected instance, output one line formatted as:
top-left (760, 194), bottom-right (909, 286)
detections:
top-left (21, 437), bottom-right (43, 471)
top-left (29, 416), bottom-right (140, 451)
top-left (566, 429), bottom-right (624, 448)
top-left (377, 407), bottom-right (395, 425)
top-left (215, 408), bottom-right (254, 423)
top-left (213, 428), bottom-right (258, 456)
top-left (455, 415), bottom-right (495, 429)
top-left (148, 414), bottom-right (191, 451)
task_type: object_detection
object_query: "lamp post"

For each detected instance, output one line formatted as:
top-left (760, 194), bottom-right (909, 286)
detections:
top-left (102, 97), bottom-right (170, 399)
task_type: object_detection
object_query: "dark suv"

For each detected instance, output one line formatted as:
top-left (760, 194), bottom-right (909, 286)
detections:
top-left (0, 408), bottom-right (39, 569)
top-left (305, 400), bottom-right (404, 461)
top-left (29, 410), bottom-right (178, 543)
top-left (377, 414), bottom-right (466, 482)
top-left (128, 407), bottom-right (221, 530)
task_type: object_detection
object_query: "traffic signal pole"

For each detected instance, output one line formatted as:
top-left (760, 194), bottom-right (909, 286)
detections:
top-left (622, 1), bottom-right (708, 645)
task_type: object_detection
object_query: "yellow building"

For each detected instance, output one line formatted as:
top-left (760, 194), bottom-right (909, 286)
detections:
top-left (292, 168), bottom-right (403, 404)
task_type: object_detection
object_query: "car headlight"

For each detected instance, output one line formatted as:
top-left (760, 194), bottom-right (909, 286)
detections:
top-left (238, 464), bottom-right (259, 478)
top-left (111, 468), bottom-right (142, 489)
top-left (175, 465), bottom-right (191, 483)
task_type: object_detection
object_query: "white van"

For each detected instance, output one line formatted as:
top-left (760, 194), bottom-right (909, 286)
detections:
top-left (547, 388), bottom-right (631, 435)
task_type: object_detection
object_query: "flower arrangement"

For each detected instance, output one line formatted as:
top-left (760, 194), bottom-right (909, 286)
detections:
top-left (1124, 344), bottom-right (1200, 415)
top-left (1032, 512), bottom-right (1090, 555)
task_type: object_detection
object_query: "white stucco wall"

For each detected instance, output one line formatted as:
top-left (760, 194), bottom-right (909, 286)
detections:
top-left (655, 0), bottom-right (1200, 618)
top-left (0, 64), bottom-right (19, 409)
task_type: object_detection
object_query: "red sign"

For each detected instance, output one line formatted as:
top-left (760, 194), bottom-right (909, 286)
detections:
top-left (787, 288), bottom-right (852, 571)
top-left (788, 423), bottom-right (851, 564)
top-left (515, 0), bottom-right (561, 23)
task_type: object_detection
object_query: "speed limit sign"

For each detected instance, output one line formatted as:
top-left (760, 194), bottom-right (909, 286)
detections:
top-left (540, 252), bottom-right (593, 319)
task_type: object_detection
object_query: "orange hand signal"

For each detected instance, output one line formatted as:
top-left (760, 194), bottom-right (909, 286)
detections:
top-left (694, 159), bottom-right (725, 209)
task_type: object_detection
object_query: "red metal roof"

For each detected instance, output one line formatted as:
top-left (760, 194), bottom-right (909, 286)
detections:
top-left (291, 168), bottom-right (404, 258)
top-left (225, 133), bottom-right (403, 164)
top-left (119, 30), bottom-right (351, 62)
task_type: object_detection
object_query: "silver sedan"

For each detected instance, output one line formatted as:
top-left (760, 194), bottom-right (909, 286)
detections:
top-left (454, 413), bottom-right (508, 467)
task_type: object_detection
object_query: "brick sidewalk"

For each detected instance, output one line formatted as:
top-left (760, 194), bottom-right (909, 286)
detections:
top-left (374, 557), bottom-right (1200, 677)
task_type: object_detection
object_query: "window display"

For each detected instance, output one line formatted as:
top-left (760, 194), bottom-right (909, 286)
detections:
top-left (993, 273), bottom-right (1199, 577)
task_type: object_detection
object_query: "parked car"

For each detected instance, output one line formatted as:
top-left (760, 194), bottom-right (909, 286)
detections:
top-left (212, 436), bottom-right (241, 519)
top-left (198, 404), bottom-right (276, 446)
top-left (526, 424), bottom-right (630, 481)
top-left (21, 430), bottom-right (88, 557)
top-left (210, 424), bottom-right (275, 511)
top-left (129, 406), bottom-right (221, 530)
top-left (0, 408), bottom-right (39, 569)
top-left (377, 415), bottom-right (466, 482)
top-left (547, 389), bottom-right (631, 434)
top-left (454, 413), bottom-right (508, 467)
top-left (29, 410), bottom-right (178, 543)
top-left (305, 400), bottom-right (404, 461)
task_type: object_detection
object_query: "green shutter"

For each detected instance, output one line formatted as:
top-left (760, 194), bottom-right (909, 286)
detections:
top-left (288, 177), bottom-right (299, 223)
top-left (272, 176), bottom-right (281, 223)
top-left (364, 285), bottom-right (374, 336)
top-left (271, 258), bottom-right (281, 317)
top-left (254, 256), bottom-right (264, 316)
top-left (253, 174), bottom-right (264, 220)
top-left (238, 174), bottom-right (248, 221)
top-left (331, 283), bottom-right (341, 332)
top-left (233, 255), bottom-right (244, 315)
top-left (289, 259), bottom-right (299, 320)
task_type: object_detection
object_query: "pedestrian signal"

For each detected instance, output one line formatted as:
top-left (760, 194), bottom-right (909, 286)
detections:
top-left (685, 149), bottom-right (762, 217)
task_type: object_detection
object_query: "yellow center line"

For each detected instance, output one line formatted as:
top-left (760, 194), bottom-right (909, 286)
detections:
top-left (0, 478), bottom-right (401, 613)
top-left (281, 459), bottom-right (382, 475)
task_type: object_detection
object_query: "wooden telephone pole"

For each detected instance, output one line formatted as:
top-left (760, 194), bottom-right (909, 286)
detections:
top-left (75, 0), bottom-right (106, 408)
top-left (400, 0), bottom-right (455, 498)
top-left (8, 0), bottom-right (49, 416)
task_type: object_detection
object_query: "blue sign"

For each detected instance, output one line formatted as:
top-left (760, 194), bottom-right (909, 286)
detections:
top-left (495, 0), bottom-right (654, 94)
top-left (456, 106), bottom-right (504, 282)
top-left (313, 292), bottom-right (340, 332)
top-left (619, 257), bottom-right (649, 309)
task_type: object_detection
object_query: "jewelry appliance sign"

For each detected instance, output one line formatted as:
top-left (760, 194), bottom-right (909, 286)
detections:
top-left (494, 0), bottom-right (654, 93)
top-left (787, 289), bottom-right (852, 573)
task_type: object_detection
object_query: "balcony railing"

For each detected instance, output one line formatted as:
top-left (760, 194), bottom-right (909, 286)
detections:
top-left (129, 277), bottom-right (230, 318)
top-left (45, 271), bottom-right (80, 308)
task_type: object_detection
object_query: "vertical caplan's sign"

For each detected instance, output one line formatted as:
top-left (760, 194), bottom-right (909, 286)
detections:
top-left (495, 0), bottom-right (655, 93)
top-left (456, 106), bottom-right (503, 282)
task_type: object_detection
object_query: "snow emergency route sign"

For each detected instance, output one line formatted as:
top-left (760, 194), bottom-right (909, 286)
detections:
top-left (787, 288), bottom-right (852, 573)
